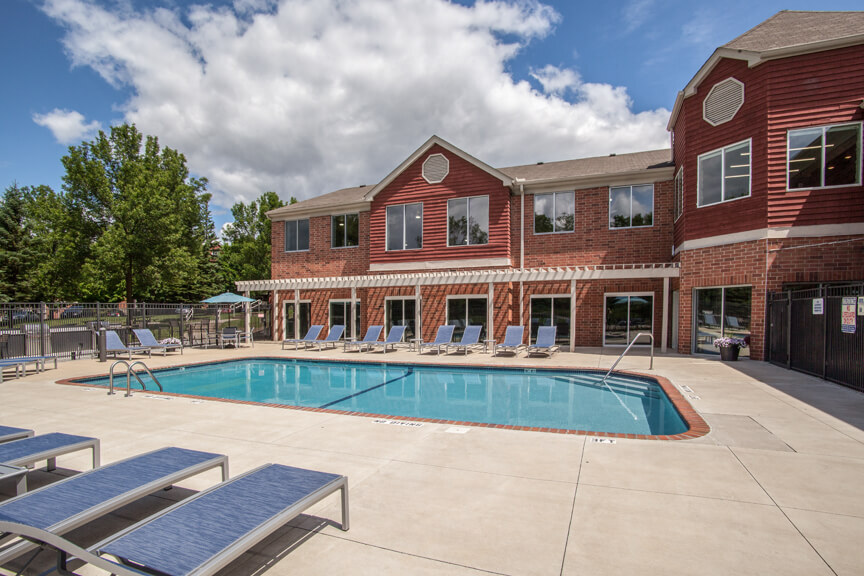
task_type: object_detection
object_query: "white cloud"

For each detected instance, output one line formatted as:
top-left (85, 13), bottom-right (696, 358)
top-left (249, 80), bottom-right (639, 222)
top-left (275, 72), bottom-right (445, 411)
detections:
top-left (622, 0), bottom-right (655, 34)
top-left (32, 108), bottom-right (101, 144)
top-left (41, 0), bottom-right (670, 211)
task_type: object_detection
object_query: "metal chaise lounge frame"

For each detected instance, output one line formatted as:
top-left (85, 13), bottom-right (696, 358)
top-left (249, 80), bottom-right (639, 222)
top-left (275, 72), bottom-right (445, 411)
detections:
top-left (0, 432), bottom-right (100, 495)
top-left (0, 356), bottom-right (58, 382)
top-left (368, 325), bottom-right (406, 353)
top-left (133, 328), bottom-right (184, 355)
top-left (446, 325), bottom-right (483, 355)
top-left (0, 462), bottom-right (348, 576)
top-left (104, 330), bottom-right (152, 359)
top-left (419, 325), bottom-right (455, 355)
top-left (0, 425), bottom-right (33, 444)
top-left (344, 325), bottom-right (383, 352)
top-left (526, 325), bottom-right (560, 356)
top-left (0, 446), bottom-right (228, 565)
top-left (308, 324), bottom-right (345, 351)
top-left (494, 325), bottom-right (526, 356)
top-left (282, 325), bottom-right (324, 350)
top-left (220, 326), bottom-right (239, 348)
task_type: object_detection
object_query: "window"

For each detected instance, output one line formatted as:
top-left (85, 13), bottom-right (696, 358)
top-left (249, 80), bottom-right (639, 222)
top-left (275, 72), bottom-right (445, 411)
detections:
top-left (329, 300), bottom-right (361, 338)
top-left (610, 184), bottom-right (654, 229)
top-left (446, 296), bottom-right (487, 341)
top-left (674, 168), bottom-right (683, 221)
top-left (534, 191), bottom-right (575, 234)
top-left (284, 219), bottom-right (309, 252)
top-left (693, 287), bottom-right (751, 356)
top-left (331, 213), bottom-right (359, 248)
top-left (604, 294), bottom-right (653, 345)
top-left (448, 196), bottom-right (489, 246)
top-left (385, 298), bottom-right (417, 341)
top-left (530, 297), bottom-right (571, 347)
top-left (386, 203), bottom-right (423, 250)
top-left (697, 140), bottom-right (750, 207)
top-left (788, 123), bottom-right (861, 190)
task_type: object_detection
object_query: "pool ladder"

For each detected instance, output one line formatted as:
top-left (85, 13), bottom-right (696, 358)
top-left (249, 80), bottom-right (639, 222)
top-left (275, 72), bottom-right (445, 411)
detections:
top-left (108, 360), bottom-right (164, 397)
top-left (600, 332), bottom-right (654, 386)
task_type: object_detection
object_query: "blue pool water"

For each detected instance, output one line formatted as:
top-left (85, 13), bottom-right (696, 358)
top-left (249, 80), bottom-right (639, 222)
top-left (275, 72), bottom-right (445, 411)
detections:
top-left (76, 359), bottom-right (687, 435)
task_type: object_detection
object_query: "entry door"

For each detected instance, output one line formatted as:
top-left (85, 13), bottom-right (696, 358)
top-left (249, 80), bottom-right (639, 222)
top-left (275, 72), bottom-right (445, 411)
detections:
top-left (284, 302), bottom-right (311, 340)
top-left (283, 302), bottom-right (295, 340)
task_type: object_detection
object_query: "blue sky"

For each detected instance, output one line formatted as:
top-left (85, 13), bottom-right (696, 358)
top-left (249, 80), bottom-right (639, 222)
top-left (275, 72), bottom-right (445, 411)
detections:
top-left (2, 0), bottom-right (863, 232)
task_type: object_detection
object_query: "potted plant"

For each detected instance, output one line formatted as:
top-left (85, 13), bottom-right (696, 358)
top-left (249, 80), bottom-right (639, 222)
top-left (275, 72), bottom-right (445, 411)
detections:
top-left (713, 337), bottom-right (748, 361)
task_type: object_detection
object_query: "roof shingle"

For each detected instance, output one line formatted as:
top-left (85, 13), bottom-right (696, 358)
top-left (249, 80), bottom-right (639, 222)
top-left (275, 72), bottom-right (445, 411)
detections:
top-left (723, 10), bottom-right (864, 53)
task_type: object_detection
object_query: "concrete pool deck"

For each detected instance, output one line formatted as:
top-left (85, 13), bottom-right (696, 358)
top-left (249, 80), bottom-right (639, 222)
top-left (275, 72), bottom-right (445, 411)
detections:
top-left (1, 343), bottom-right (863, 575)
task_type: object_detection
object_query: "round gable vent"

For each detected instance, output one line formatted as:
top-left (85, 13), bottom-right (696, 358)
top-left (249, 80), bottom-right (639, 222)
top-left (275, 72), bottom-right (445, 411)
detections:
top-left (422, 153), bottom-right (449, 184)
top-left (703, 78), bottom-right (745, 126)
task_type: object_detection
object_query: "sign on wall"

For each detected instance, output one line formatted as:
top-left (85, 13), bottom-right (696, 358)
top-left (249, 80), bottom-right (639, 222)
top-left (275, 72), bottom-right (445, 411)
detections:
top-left (841, 297), bottom-right (856, 334)
top-left (858, 297), bottom-right (864, 316)
top-left (812, 298), bottom-right (824, 315)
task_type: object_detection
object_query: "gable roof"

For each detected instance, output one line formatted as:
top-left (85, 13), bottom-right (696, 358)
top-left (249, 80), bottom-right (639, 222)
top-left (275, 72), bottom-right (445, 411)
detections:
top-left (501, 149), bottom-right (671, 183)
top-left (667, 10), bottom-right (864, 131)
top-left (266, 185), bottom-right (369, 220)
top-left (361, 135), bottom-right (513, 201)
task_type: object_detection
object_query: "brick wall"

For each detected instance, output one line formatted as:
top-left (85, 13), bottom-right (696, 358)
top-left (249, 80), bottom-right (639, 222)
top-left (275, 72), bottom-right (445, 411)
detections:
top-left (271, 212), bottom-right (370, 279)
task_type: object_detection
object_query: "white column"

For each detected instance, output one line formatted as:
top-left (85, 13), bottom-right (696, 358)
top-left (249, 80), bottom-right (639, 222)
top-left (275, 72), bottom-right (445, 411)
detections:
top-left (243, 290), bottom-right (251, 337)
top-left (294, 288), bottom-right (300, 340)
top-left (415, 284), bottom-right (422, 342)
top-left (487, 282), bottom-right (495, 343)
top-left (570, 279), bottom-right (577, 353)
top-left (661, 277), bottom-right (669, 353)
top-left (271, 289), bottom-right (278, 341)
top-left (351, 286), bottom-right (358, 340)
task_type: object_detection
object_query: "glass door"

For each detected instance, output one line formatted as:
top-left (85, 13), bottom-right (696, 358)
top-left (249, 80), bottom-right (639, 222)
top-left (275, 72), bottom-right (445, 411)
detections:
top-left (446, 297), bottom-right (487, 340)
top-left (385, 299), bottom-right (417, 340)
top-left (604, 294), bottom-right (653, 345)
top-left (694, 287), bottom-right (751, 356)
top-left (529, 297), bottom-right (571, 346)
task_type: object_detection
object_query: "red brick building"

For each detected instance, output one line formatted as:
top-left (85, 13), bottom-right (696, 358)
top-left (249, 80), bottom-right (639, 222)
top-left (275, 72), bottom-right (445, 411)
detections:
top-left (239, 11), bottom-right (864, 361)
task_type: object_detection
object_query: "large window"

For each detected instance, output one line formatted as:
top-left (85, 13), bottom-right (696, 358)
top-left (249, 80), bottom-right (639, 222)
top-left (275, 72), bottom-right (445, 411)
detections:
top-left (385, 298), bottom-right (417, 341)
top-left (694, 286), bottom-right (751, 357)
top-left (697, 139), bottom-right (751, 207)
top-left (674, 168), bottom-right (683, 221)
top-left (386, 203), bottom-right (423, 250)
top-left (284, 219), bottom-right (309, 252)
top-left (329, 300), bottom-right (361, 338)
top-left (530, 296), bottom-right (571, 347)
top-left (448, 196), bottom-right (489, 246)
top-left (604, 294), bottom-right (653, 346)
top-left (446, 296), bottom-right (487, 341)
top-left (787, 123), bottom-right (861, 190)
top-left (332, 213), bottom-right (359, 248)
top-left (610, 184), bottom-right (654, 229)
top-left (534, 191), bottom-right (575, 234)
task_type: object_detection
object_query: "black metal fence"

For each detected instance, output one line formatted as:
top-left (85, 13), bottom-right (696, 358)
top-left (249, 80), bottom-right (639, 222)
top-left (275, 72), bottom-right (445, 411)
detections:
top-left (767, 284), bottom-right (864, 393)
top-left (0, 301), bottom-right (272, 362)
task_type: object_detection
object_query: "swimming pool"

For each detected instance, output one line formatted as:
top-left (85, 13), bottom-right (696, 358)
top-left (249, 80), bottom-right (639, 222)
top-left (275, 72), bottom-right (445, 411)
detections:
top-left (72, 359), bottom-right (691, 436)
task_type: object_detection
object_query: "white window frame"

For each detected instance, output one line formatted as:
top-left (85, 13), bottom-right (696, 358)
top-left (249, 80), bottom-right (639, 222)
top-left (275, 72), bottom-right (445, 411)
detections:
top-left (674, 167), bottom-right (684, 222)
top-left (384, 296), bottom-right (418, 338)
top-left (608, 184), bottom-right (654, 230)
top-left (282, 299), bottom-right (311, 341)
top-left (786, 122), bottom-right (862, 191)
top-left (385, 203), bottom-right (423, 251)
top-left (331, 213), bottom-right (359, 249)
top-left (533, 191), bottom-right (575, 235)
top-left (602, 292), bottom-right (655, 347)
top-left (284, 219), bottom-right (310, 252)
top-left (529, 294), bottom-right (571, 345)
top-left (445, 294), bottom-right (488, 332)
top-left (696, 138), bottom-right (752, 208)
top-left (328, 299), bottom-right (361, 335)
top-left (447, 195), bottom-right (490, 247)
top-left (691, 284), bottom-right (752, 355)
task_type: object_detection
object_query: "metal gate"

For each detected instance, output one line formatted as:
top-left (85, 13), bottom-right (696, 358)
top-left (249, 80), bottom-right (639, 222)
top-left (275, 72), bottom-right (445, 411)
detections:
top-left (768, 284), bottom-right (864, 392)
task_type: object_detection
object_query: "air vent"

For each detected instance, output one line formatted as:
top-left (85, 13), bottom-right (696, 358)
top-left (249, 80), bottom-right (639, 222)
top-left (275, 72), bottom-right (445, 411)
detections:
top-left (422, 153), bottom-right (449, 184)
top-left (703, 78), bottom-right (745, 126)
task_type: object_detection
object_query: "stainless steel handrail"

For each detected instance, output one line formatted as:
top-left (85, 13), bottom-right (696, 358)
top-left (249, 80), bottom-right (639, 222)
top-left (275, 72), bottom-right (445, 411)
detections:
top-left (601, 332), bottom-right (654, 386)
top-left (108, 360), bottom-right (130, 396)
top-left (108, 359), bottom-right (163, 397)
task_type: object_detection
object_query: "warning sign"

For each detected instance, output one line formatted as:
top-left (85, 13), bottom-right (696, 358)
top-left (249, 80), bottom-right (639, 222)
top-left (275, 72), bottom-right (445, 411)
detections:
top-left (841, 297), bottom-right (856, 334)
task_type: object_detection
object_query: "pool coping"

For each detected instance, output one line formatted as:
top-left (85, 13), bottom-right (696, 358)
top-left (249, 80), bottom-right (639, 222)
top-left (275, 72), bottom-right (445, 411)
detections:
top-left (56, 356), bottom-right (710, 441)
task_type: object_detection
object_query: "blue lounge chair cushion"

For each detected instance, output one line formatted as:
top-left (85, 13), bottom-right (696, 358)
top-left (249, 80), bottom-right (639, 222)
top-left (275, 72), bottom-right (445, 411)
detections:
top-left (0, 432), bottom-right (94, 465)
top-left (0, 425), bottom-right (33, 443)
top-left (99, 464), bottom-right (344, 575)
top-left (421, 325), bottom-right (455, 347)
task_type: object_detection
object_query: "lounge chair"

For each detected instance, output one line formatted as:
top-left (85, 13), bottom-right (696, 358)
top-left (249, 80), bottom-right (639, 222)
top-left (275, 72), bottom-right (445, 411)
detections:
top-left (0, 463), bottom-right (348, 576)
top-left (0, 425), bottom-right (33, 444)
top-left (309, 324), bottom-right (345, 350)
top-left (133, 328), bottom-right (184, 355)
top-left (0, 432), bottom-right (100, 495)
top-left (220, 326), bottom-right (239, 348)
top-left (494, 326), bottom-right (526, 355)
top-left (0, 356), bottom-right (58, 382)
top-left (526, 325), bottom-right (560, 356)
top-left (419, 325), bottom-right (455, 355)
top-left (446, 325), bottom-right (483, 354)
top-left (0, 446), bottom-right (228, 565)
top-left (282, 325), bottom-right (324, 350)
top-left (104, 330), bottom-right (152, 359)
top-left (344, 325), bottom-right (383, 352)
top-left (368, 325), bottom-right (406, 353)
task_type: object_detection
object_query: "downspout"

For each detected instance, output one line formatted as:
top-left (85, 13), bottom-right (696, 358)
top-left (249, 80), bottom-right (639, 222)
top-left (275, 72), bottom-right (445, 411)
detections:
top-left (519, 181), bottom-right (525, 327)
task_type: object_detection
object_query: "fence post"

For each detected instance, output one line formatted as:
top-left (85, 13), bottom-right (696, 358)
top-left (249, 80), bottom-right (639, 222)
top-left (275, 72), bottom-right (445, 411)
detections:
top-left (822, 285), bottom-right (827, 380)
top-left (40, 302), bottom-right (47, 357)
top-left (785, 291), bottom-right (791, 369)
top-left (98, 328), bottom-right (106, 362)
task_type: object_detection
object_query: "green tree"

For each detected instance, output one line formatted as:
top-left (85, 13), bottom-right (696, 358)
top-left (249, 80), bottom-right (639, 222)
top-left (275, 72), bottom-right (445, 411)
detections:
top-left (220, 192), bottom-right (287, 284)
top-left (0, 184), bottom-right (31, 301)
top-left (60, 123), bottom-right (212, 302)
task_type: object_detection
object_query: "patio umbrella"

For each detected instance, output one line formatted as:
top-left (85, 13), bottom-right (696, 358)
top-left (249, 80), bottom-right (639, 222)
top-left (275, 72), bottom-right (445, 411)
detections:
top-left (200, 292), bottom-right (256, 304)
